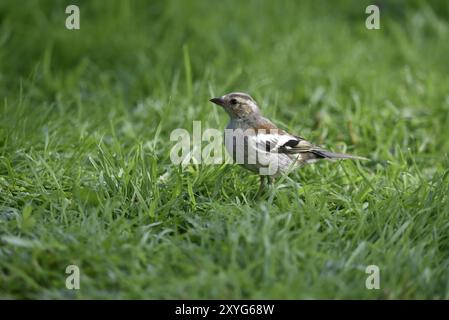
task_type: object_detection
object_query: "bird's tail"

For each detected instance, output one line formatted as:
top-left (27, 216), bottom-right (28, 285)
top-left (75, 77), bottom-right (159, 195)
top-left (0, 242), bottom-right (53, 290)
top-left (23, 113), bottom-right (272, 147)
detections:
top-left (314, 150), bottom-right (369, 161)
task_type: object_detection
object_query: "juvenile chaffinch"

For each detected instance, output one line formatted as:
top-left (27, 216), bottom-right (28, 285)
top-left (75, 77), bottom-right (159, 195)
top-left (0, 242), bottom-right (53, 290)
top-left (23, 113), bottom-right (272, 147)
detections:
top-left (210, 92), bottom-right (367, 193)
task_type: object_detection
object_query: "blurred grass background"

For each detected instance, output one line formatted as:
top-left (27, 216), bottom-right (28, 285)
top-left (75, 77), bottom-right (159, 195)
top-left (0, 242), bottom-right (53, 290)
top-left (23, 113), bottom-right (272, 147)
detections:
top-left (0, 0), bottom-right (448, 298)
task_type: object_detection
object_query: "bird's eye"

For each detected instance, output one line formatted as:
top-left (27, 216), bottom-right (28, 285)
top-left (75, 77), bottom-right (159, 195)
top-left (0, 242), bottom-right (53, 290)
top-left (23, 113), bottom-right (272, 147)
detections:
top-left (230, 98), bottom-right (238, 105)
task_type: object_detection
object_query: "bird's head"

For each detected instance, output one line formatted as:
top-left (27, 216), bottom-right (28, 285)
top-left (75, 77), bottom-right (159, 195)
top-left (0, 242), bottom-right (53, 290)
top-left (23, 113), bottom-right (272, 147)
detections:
top-left (210, 92), bottom-right (260, 119)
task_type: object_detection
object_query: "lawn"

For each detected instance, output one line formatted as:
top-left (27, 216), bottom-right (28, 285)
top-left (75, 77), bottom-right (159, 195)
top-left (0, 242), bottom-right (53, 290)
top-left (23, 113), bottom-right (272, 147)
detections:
top-left (0, 0), bottom-right (448, 299)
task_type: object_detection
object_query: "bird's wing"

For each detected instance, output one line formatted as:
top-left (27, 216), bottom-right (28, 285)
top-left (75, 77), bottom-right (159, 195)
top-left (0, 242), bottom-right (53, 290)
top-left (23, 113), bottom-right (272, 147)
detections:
top-left (279, 136), bottom-right (368, 161)
top-left (278, 136), bottom-right (324, 154)
top-left (252, 117), bottom-right (367, 162)
top-left (255, 132), bottom-right (367, 163)
top-left (253, 132), bottom-right (297, 153)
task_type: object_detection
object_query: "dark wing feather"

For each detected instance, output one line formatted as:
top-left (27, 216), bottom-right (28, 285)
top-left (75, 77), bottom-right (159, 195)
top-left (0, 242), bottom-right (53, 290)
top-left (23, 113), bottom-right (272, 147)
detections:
top-left (279, 137), bottom-right (368, 162)
top-left (251, 117), bottom-right (368, 162)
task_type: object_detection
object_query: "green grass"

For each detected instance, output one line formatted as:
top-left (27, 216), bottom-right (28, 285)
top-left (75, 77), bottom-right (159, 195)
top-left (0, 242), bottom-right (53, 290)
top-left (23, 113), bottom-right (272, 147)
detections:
top-left (1, 0), bottom-right (449, 299)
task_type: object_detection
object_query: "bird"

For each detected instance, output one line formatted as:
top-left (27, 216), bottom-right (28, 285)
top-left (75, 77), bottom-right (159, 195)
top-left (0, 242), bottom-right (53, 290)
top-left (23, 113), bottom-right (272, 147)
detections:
top-left (209, 92), bottom-right (367, 194)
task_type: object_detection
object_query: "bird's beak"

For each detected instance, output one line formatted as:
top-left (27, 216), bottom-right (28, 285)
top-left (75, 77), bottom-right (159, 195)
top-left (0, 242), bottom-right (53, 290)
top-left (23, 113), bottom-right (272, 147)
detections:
top-left (210, 97), bottom-right (225, 107)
